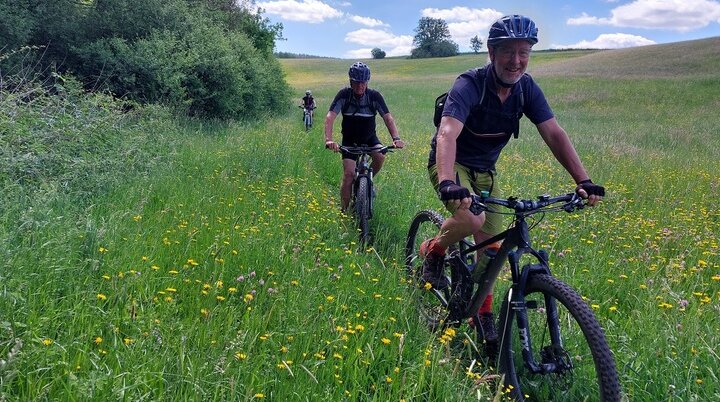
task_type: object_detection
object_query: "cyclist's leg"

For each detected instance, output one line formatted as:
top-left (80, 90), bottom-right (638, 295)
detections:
top-left (427, 163), bottom-right (485, 250)
top-left (366, 136), bottom-right (385, 175)
top-left (341, 156), bottom-right (357, 212)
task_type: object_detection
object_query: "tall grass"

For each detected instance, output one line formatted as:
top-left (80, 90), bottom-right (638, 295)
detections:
top-left (2, 39), bottom-right (719, 400)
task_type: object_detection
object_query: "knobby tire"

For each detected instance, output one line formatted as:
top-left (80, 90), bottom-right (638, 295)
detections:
top-left (498, 274), bottom-right (621, 401)
top-left (355, 176), bottom-right (371, 245)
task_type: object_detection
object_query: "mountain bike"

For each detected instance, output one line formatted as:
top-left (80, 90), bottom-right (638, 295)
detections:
top-left (405, 191), bottom-right (621, 401)
top-left (339, 144), bottom-right (395, 245)
top-left (299, 105), bottom-right (315, 131)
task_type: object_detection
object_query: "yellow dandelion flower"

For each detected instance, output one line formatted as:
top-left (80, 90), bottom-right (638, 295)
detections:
top-left (201, 308), bottom-right (209, 317)
top-left (98, 247), bottom-right (108, 253)
top-left (291, 280), bottom-right (299, 286)
top-left (423, 282), bottom-right (432, 290)
top-left (385, 376), bottom-right (392, 383)
top-left (244, 294), bottom-right (254, 303)
top-left (696, 379), bottom-right (703, 385)
top-left (326, 295), bottom-right (335, 302)
top-left (381, 338), bottom-right (391, 345)
top-left (166, 288), bottom-right (177, 293)
top-left (591, 304), bottom-right (600, 310)
top-left (609, 306), bottom-right (618, 312)
top-left (228, 287), bottom-right (237, 293)
top-left (123, 338), bottom-right (134, 345)
top-left (102, 275), bottom-right (111, 280)
top-left (254, 393), bottom-right (264, 399)
top-left (94, 336), bottom-right (103, 344)
top-left (235, 352), bottom-right (247, 360)
top-left (424, 359), bottom-right (431, 366)
top-left (96, 293), bottom-right (107, 301)
top-left (169, 270), bottom-right (178, 275)
top-left (42, 338), bottom-right (53, 346)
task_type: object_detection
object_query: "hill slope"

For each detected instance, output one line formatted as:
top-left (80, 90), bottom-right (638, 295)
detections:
top-left (532, 37), bottom-right (720, 79)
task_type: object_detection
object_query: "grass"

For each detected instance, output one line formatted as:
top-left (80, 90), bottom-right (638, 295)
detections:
top-left (2, 38), bottom-right (720, 400)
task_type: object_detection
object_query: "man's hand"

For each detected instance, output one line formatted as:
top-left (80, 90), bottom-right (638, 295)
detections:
top-left (576, 179), bottom-right (605, 206)
top-left (391, 138), bottom-right (405, 149)
top-left (438, 180), bottom-right (472, 211)
top-left (325, 141), bottom-right (339, 152)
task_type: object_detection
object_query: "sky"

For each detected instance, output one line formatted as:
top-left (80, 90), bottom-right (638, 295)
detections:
top-left (251, 0), bottom-right (720, 58)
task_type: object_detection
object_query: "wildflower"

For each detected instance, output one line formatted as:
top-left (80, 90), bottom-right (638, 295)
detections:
top-left (98, 247), bottom-right (108, 253)
top-left (94, 337), bottom-right (103, 344)
top-left (216, 296), bottom-right (225, 301)
top-left (235, 352), bottom-right (247, 360)
top-left (42, 338), bottom-right (53, 346)
top-left (385, 376), bottom-right (392, 383)
top-left (244, 294), bottom-right (254, 303)
top-left (96, 293), bottom-right (107, 301)
top-left (123, 338), bottom-right (134, 345)
top-left (381, 338), bottom-right (391, 345)
top-left (254, 393), bottom-right (264, 398)
top-left (228, 287), bottom-right (237, 293)
top-left (200, 308), bottom-right (209, 317)
top-left (326, 295), bottom-right (335, 302)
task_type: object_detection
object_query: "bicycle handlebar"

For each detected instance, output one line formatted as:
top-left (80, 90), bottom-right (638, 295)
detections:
top-left (469, 192), bottom-right (584, 215)
top-left (336, 145), bottom-right (396, 155)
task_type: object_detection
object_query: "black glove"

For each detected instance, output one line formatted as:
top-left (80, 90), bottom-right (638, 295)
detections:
top-left (577, 179), bottom-right (605, 197)
top-left (438, 180), bottom-right (471, 202)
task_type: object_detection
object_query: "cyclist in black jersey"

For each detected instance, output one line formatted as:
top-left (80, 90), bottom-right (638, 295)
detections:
top-left (324, 62), bottom-right (405, 211)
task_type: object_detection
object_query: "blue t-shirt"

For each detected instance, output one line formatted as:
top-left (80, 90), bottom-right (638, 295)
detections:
top-left (429, 64), bottom-right (554, 171)
top-left (329, 87), bottom-right (390, 145)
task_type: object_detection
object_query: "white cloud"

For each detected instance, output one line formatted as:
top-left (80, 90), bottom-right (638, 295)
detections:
top-left (552, 33), bottom-right (657, 49)
top-left (568, 0), bottom-right (720, 31)
top-left (256, 0), bottom-right (343, 24)
top-left (343, 29), bottom-right (413, 58)
top-left (349, 15), bottom-right (387, 27)
top-left (421, 7), bottom-right (504, 49)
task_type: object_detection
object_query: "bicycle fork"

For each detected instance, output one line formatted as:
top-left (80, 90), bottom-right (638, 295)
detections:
top-left (506, 250), bottom-right (572, 375)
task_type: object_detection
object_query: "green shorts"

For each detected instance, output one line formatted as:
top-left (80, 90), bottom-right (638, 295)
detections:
top-left (428, 163), bottom-right (505, 236)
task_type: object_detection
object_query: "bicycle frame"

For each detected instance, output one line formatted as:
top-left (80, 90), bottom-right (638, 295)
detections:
top-left (444, 193), bottom-right (583, 374)
top-left (339, 145), bottom-right (394, 219)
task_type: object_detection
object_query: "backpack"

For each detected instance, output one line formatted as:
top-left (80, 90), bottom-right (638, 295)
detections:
top-left (433, 68), bottom-right (526, 139)
top-left (434, 68), bottom-right (486, 128)
top-left (341, 88), bottom-right (376, 116)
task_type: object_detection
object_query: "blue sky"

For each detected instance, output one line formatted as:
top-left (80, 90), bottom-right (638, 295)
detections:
top-left (253, 0), bottom-right (720, 58)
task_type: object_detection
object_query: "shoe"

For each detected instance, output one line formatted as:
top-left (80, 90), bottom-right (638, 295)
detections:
top-left (478, 313), bottom-right (498, 361)
top-left (420, 239), bottom-right (449, 290)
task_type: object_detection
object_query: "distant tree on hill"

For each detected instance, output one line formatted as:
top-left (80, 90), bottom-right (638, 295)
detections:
top-left (470, 35), bottom-right (483, 53)
top-left (371, 48), bottom-right (386, 59)
top-left (410, 17), bottom-right (458, 58)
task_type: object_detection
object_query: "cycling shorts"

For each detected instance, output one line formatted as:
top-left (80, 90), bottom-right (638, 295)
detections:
top-left (428, 163), bottom-right (505, 236)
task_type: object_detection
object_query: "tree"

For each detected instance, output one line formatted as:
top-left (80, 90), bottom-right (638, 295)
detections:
top-left (470, 35), bottom-right (483, 53)
top-left (371, 48), bottom-right (386, 59)
top-left (410, 17), bottom-right (458, 58)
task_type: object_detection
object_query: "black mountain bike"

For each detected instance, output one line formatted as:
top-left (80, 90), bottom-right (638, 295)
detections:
top-left (299, 105), bottom-right (315, 131)
top-left (405, 191), bottom-right (621, 401)
top-left (340, 145), bottom-right (394, 245)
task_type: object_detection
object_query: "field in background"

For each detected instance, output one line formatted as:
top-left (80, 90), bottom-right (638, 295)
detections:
top-left (2, 38), bottom-right (719, 400)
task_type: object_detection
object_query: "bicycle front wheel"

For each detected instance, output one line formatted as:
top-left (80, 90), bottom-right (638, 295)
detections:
top-left (404, 209), bottom-right (451, 331)
top-left (355, 176), bottom-right (371, 245)
top-left (498, 274), bottom-right (621, 401)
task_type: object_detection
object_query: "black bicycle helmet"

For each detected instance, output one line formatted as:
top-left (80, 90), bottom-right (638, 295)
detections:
top-left (487, 15), bottom-right (538, 46)
top-left (348, 62), bottom-right (371, 83)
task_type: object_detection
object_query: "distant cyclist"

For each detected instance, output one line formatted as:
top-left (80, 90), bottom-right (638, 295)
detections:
top-left (420, 15), bottom-right (605, 349)
top-left (301, 90), bottom-right (316, 121)
top-left (324, 62), bottom-right (405, 211)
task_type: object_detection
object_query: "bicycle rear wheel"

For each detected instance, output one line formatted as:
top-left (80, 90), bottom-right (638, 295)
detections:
top-left (404, 210), bottom-right (452, 331)
top-left (498, 274), bottom-right (621, 401)
top-left (304, 112), bottom-right (312, 131)
top-left (355, 176), bottom-right (371, 245)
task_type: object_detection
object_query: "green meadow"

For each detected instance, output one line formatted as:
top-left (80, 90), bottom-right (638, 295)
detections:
top-left (1, 37), bottom-right (719, 400)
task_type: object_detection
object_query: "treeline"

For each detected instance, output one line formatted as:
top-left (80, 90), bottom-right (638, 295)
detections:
top-left (0, 0), bottom-right (289, 120)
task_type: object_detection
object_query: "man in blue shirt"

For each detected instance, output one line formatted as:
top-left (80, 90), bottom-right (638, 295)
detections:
top-left (421, 15), bottom-right (605, 356)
